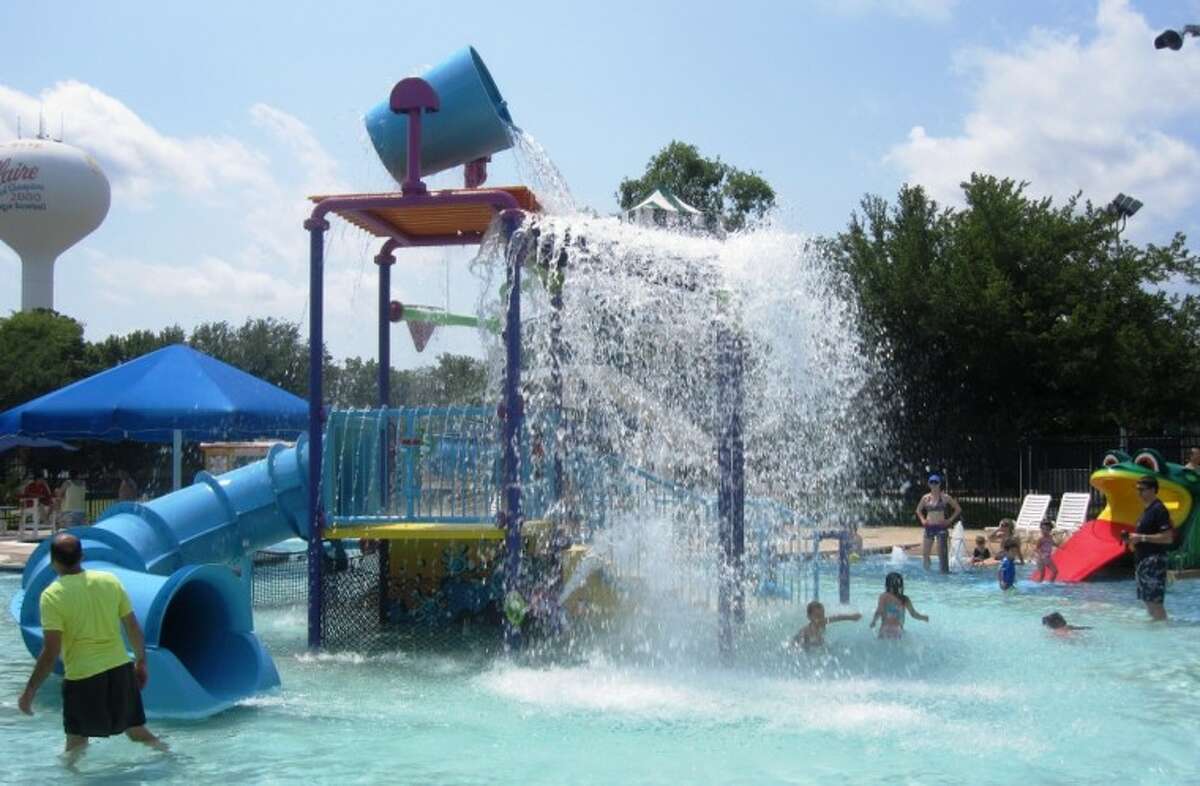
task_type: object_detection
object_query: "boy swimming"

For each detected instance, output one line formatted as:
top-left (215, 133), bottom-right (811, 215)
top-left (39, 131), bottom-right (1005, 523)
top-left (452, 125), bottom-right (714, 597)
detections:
top-left (1042, 611), bottom-right (1090, 632)
top-left (791, 600), bottom-right (861, 650)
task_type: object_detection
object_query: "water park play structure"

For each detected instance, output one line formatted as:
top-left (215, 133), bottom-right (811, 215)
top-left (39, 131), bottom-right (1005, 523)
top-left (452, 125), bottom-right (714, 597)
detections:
top-left (1054, 448), bottom-right (1200, 581)
top-left (9, 46), bottom-right (1188, 729)
top-left (9, 46), bottom-right (859, 719)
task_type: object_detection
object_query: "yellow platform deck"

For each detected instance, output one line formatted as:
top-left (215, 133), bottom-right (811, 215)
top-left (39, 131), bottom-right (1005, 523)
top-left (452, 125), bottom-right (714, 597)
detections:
top-left (309, 186), bottom-right (540, 241)
top-left (327, 519), bottom-right (549, 541)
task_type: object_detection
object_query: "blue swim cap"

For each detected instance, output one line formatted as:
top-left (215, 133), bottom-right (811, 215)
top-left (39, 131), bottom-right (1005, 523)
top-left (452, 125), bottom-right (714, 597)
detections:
top-left (928, 473), bottom-right (942, 484)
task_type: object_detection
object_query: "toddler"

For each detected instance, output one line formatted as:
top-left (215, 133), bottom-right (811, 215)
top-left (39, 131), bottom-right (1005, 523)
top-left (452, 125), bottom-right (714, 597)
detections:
top-left (971, 535), bottom-right (991, 565)
top-left (998, 538), bottom-right (1020, 590)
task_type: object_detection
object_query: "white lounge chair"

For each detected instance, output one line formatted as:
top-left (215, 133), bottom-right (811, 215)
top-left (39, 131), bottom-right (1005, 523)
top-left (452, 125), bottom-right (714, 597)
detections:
top-left (1053, 492), bottom-right (1091, 534)
top-left (1013, 494), bottom-right (1052, 534)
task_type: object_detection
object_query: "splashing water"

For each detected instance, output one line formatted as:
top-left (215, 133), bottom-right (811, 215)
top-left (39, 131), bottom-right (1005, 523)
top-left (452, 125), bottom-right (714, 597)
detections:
top-left (508, 126), bottom-right (578, 214)
top-left (470, 203), bottom-right (891, 658)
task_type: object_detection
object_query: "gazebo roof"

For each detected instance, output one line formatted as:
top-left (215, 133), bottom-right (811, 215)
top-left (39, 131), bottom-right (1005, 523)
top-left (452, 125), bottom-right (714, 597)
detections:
top-left (629, 188), bottom-right (704, 215)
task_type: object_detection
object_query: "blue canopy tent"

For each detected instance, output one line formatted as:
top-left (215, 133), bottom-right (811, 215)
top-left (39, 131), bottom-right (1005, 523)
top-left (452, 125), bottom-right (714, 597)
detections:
top-left (0, 344), bottom-right (307, 489)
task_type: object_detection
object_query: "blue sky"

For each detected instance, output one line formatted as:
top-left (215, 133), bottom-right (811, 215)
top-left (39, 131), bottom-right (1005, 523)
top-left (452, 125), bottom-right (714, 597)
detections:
top-left (1, 0), bottom-right (1198, 365)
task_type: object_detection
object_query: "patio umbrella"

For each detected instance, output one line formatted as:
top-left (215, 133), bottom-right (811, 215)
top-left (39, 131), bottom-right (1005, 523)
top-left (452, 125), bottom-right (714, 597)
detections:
top-left (0, 344), bottom-right (307, 489)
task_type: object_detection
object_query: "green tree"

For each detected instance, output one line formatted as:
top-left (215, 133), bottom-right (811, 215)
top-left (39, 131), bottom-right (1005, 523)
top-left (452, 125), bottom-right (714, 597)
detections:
top-left (617, 141), bottom-right (776, 231)
top-left (327, 353), bottom-right (487, 408)
top-left (88, 325), bottom-right (186, 370)
top-left (189, 318), bottom-right (311, 396)
top-left (0, 310), bottom-right (91, 411)
top-left (834, 174), bottom-right (1200, 439)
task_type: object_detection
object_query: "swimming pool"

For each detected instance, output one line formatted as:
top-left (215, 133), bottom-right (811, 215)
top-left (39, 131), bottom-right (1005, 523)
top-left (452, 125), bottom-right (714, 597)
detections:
top-left (3, 560), bottom-right (1199, 784)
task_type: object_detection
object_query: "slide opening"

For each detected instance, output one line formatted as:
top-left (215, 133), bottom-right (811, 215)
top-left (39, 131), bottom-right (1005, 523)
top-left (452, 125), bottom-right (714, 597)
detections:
top-left (159, 578), bottom-right (259, 699)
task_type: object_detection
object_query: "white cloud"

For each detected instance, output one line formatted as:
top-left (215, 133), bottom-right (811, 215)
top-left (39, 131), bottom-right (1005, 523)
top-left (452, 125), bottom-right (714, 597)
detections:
top-left (886, 0), bottom-right (1200, 237)
top-left (0, 81), bottom-right (273, 205)
top-left (0, 80), bottom-right (506, 366)
top-left (0, 80), bottom-right (446, 359)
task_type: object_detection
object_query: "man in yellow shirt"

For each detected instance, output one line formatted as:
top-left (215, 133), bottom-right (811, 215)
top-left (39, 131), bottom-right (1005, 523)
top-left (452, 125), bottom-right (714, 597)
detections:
top-left (18, 533), bottom-right (166, 762)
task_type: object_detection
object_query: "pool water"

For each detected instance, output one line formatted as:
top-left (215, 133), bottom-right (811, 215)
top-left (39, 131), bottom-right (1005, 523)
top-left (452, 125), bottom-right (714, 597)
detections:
top-left (3, 561), bottom-right (1200, 785)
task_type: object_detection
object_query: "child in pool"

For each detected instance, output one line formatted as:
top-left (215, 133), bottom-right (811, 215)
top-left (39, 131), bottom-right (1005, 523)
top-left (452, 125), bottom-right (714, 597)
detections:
top-left (1032, 519), bottom-right (1059, 582)
top-left (869, 572), bottom-right (928, 639)
top-left (971, 535), bottom-right (992, 565)
top-left (1042, 611), bottom-right (1091, 632)
top-left (998, 538), bottom-right (1020, 590)
top-left (989, 518), bottom-right (1025, 564)
top-left (791, 600), bottom-right (862, 650)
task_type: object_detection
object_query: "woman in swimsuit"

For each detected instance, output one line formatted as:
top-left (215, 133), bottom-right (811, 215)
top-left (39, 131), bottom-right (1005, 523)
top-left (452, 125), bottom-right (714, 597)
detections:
top-left (916, 473), bottom-right (961, 573)
top-left (870, 572), bottom-right (929, 639)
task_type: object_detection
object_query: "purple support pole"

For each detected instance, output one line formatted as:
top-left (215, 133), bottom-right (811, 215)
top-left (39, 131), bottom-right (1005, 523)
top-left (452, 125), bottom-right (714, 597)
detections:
top-left (500, 211), bottom-right (528, 650)
top-left (716, 323), bottom-right (745, 664)
top-left (376, 242), bottom-right (396, 624)
top-left (838, 534), bottom-right (851, 605)
top-left (305, 216), bottom-right (329, 649)
top-left (548, 247), bottom-right (565, 511)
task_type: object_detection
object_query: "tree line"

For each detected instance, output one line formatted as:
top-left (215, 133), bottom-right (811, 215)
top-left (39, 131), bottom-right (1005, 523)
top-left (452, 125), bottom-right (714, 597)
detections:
top-left (619, 142), bottom-right (1200, 448)
top-left (0, 311), bottom-right (488, 414)
top-left (0, 312), bottom-right (487, 498)
top-left (829, 173), bottom-right (1199, 444)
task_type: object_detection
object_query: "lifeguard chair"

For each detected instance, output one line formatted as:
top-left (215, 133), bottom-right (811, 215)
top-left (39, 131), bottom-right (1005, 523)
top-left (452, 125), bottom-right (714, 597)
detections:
top-left (17, 496), bottom-right (45, 541)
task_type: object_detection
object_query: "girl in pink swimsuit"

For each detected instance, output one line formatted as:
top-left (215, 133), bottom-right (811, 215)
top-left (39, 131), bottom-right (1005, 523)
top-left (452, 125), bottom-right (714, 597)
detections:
top-left (1033, 519), bottom-right (1058, 582)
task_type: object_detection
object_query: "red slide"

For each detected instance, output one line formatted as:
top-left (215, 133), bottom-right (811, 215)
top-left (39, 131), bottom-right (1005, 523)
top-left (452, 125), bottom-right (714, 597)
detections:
top-left (1055, 519), bottom-right (1131, 582)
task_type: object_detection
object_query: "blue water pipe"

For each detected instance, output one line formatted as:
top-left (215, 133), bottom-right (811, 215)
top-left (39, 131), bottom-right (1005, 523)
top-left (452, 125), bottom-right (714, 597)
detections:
top-left (365, 46), bottom-right (514, 184)
top-left (10, 439), bottom-right (309, 719)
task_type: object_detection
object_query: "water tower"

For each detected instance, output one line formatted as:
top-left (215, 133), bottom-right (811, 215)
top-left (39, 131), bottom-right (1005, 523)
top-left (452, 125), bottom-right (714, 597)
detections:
top-left (0, 137), bottom-right (110, 311)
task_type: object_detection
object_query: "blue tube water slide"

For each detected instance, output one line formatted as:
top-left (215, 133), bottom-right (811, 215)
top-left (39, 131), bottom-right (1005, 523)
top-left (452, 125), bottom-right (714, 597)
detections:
top-left (9, 438), bottom-right (309, 719)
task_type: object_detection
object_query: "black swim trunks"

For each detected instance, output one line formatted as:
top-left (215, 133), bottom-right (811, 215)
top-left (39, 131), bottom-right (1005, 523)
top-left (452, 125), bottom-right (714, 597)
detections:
top-left (62, 662), bottom-right (146, 737)
top-left (1135, 553), bottom-right (1168, 605)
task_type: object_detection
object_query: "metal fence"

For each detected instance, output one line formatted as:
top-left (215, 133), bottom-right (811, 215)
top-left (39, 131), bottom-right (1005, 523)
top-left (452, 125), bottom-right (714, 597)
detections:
top-left (881, 432), bottom-right (1200, 528)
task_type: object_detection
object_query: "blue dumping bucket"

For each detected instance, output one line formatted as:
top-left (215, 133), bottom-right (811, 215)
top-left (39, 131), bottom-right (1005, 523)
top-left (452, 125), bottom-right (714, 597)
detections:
top-left (365, 46), bottom-right (515, 183)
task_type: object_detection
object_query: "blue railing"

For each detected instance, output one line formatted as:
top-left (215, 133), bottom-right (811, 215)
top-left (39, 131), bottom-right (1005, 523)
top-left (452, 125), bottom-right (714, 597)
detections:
top-left (321, 406), bottom-right (822, 601)
top-left (322, 407), bottom-right (557, 527)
